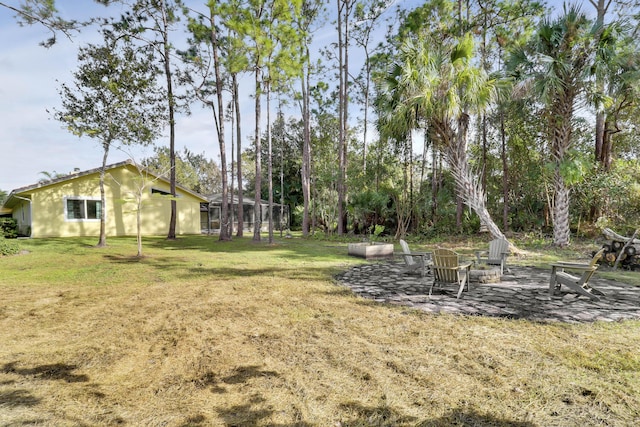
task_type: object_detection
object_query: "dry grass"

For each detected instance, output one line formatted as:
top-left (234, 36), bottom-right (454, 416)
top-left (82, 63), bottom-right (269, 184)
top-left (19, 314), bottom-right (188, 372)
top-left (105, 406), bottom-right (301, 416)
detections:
top-left (1, 236), bottom-right (639, 426)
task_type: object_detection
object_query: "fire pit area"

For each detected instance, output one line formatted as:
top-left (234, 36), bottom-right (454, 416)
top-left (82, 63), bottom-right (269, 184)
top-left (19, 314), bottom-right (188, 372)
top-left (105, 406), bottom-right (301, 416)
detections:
top-left (468, 266), bottom-right (502, 283)
top-left (348, 242), bottom-right (394, 259)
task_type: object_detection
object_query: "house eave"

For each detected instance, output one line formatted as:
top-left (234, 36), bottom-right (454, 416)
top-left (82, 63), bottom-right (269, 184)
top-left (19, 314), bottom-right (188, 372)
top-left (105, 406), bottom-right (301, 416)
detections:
top-left (2, 160), bottom-right (209, 209)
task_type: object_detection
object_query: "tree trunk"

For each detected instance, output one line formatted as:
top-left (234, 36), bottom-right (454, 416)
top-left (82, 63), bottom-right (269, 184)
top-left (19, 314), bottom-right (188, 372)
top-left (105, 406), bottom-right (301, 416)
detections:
top-left (137, 196), bottom-right (143, 257)
top-left (456, 196), bottom-right (463, 231)
top-left (401, 134), bottom-right (409, 232)
top-left (595, 112), bottom-right (605, 163)
top-left (300, 51), bottom-right (311, 236)
top-left (336, 0), bottom-right (345, 235)
top-left (481, 113), bottom-right (487, 194)
top-left (592, 0), bottom-right (611, 169)
top-left (336, 0), bottom-right (350, 235)
top-left (447, 114), bottom-right (507, 243)
top-left (230, 96), bottom-right (235, 236)
top-left (552, 169), bottom-right (571, 247)
top-left (431, 145), bottom-right (439, 220)
top-left (253, 67), bottom-right (262, 242)
top-left (449, 147), bottom-right (506, 243)
top-left (362, 45), bottom-right (370, 174)
top-left (342, 1), bottom-right (350, 235)
top-left (591, 0), bottom-right (611, 219)
top-left (97, 143), bottom-right (109, 248)
top-left (266, 81), bottom-right (274, 244)
top-left (420, 131), bottom-right (427, 185)
top-left (549, 96), bottom-right (575, 247)
top-left (209, 5), bottom-right (229, 241)
top-left (602, 120), bottom-right (613, 171)
top-left (233, 73), bottom-right (244, 237)
top-left (409, 131), bottom-right (414, 232)
top-left (500, 109), bottom-right (509, 231)
top-left (159, 0), bottom-right (177, 240)
top-left (280, 120), bottom-right (285, 237)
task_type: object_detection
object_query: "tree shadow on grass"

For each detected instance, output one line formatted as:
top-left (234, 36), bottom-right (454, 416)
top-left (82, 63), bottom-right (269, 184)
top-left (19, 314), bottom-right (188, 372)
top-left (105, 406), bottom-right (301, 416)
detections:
top-left (188, 265), bottom-right (338, 282)
top-left (337, 402), bottom-right (537, 426)
top-left (145, 235), bottom-right (354, 265)
top-left (189, 365), bottom-right (314, 426)
top-left (177, 414), bottom-right (208, 426)
top-left (214, 396), bottom-right (314, 427)
top-left (338, 400), bottom-right (421, 425)
top-left (102, 254), bottom-right (147, 264)
top-left (0, 389), bottom-right (41, 407)
top-left (417, 407), bottom-right (537, 426)
top-left (100, 251), bottom-right (343, 283)
top-left (92, 234), bottom-right (359, 284)
top-left (192, 365), bottom-right (279, 394)
top-left (2, 362), bottom-right (89, 383)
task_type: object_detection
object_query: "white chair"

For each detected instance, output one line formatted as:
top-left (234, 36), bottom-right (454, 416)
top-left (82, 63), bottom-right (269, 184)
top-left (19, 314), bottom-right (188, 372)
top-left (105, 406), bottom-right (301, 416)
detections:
top-left (549, 249), bottom-right (606, 301)
top-left (475, 238), bottom-right (510, 275)
top-left (398, 239), bottom-right (431, 278)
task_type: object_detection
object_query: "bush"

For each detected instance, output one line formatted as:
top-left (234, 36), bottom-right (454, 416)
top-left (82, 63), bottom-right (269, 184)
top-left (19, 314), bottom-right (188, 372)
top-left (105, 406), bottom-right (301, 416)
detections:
top-left (0, 235), bottom-right (19, 256)
top-left (0, 218), bottom-right (18, 238)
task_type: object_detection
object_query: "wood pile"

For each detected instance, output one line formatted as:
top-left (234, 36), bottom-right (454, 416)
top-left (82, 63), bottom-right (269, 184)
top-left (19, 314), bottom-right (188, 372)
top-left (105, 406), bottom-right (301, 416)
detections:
top-left (598, 228), bottom-right (640, 270)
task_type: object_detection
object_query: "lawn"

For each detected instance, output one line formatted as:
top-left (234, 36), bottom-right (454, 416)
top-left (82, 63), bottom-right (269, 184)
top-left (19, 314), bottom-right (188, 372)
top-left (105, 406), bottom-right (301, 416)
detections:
top-left (1, 235), bottom-right (639, 426)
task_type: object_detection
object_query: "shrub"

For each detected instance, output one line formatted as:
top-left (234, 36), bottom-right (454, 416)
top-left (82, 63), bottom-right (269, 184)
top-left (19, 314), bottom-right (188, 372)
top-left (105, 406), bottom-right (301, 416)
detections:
top-left (0, 235), bottom-right (19, 256)
top-left (0, 218), bottom-right (18, 238)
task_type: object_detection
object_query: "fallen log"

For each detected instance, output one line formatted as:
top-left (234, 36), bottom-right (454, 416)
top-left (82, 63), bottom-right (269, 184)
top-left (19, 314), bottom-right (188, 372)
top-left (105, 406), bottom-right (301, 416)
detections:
top-left (603, 227), bottom-right (640, 244)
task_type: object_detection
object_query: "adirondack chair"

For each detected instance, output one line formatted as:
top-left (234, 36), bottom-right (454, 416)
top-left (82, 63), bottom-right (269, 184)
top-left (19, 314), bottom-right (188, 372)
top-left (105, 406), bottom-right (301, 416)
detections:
top-left (431, 248), bottom-right (473, 299)
top-left (475, 238), bottom-right (510, 275)
top-left (398, 239), bottom-right (432, 278)
top-left (549, 248), bottom-right (606, 301)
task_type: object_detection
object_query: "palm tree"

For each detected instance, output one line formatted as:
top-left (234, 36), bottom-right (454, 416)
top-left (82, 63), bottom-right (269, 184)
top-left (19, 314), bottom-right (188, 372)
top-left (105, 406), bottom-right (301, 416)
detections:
top-left (592, 21), bottom-right (640, 172)
top-left (508, 5), bottom-right (598, 247)
top-left (379, 33), bottom-right (507, 242)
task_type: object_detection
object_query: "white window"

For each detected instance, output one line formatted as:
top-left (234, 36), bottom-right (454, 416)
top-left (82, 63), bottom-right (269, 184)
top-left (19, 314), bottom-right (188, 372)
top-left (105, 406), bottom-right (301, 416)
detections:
top-left (64, 197), bottom-right (102, 221)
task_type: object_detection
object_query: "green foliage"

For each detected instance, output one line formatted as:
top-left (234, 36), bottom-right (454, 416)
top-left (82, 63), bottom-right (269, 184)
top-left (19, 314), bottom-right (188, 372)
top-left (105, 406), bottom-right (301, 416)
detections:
top-left (141, 146), bottom-right (221, 195)
top-left (349, 189), bottom-right (392, 234)
top-left (398, 0), bottom-right (457, 40)
top-left (507, 5), bottom-right (602, 246)
top-left (509, 198), bottom-right (547, 232)
top-left (7, 0), bottom-right (88, 47)
top-left (418, 173), bottom-right (460, 236)
top-left (0, 235), bottom-right (19, 256)
top-left (54, 31), bottom-right (166, 149)
top-left (0, 218), bottom-right (18, 238)
top-left (370, 224), bottom-right (385, 240)
top-left (573, 159), bottom-right (640, 230)
top-left (542, 149), bottom-right (591, 187)
top-left (263, 113), bottom-right (304, 210)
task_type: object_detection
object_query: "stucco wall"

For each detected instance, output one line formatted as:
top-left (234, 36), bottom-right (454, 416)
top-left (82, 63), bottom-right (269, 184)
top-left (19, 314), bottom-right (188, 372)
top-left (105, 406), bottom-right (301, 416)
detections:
top-left (25, 165), bottom-right (204, 238)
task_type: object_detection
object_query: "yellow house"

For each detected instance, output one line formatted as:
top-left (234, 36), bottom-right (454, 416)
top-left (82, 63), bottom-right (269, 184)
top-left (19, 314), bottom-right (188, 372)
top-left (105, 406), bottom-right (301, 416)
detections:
top-left (2, 160), bottom-right (208, 238)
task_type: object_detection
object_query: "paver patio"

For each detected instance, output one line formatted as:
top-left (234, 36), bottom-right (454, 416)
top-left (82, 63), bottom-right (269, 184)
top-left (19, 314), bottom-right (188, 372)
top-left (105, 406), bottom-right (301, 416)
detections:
top-left (335, 261), bottom-right (640, 323)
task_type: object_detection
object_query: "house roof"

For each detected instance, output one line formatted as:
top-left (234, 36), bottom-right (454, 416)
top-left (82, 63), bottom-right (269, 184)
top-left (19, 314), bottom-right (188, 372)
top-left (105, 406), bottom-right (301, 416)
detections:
top-left (2, 160), bottom-right (208, 209)
top-left (207, 193), bottom-right (284, 207)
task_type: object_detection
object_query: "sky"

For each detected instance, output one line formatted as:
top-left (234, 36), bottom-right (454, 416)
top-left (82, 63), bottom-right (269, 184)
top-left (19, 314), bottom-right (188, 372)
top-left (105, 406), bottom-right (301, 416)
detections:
top-left (0, 0), bottom-right (359, 192)
top-left (0, 0), bottom-right (572, 193)
top-left (0, 1), bottom-right (234, 192)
